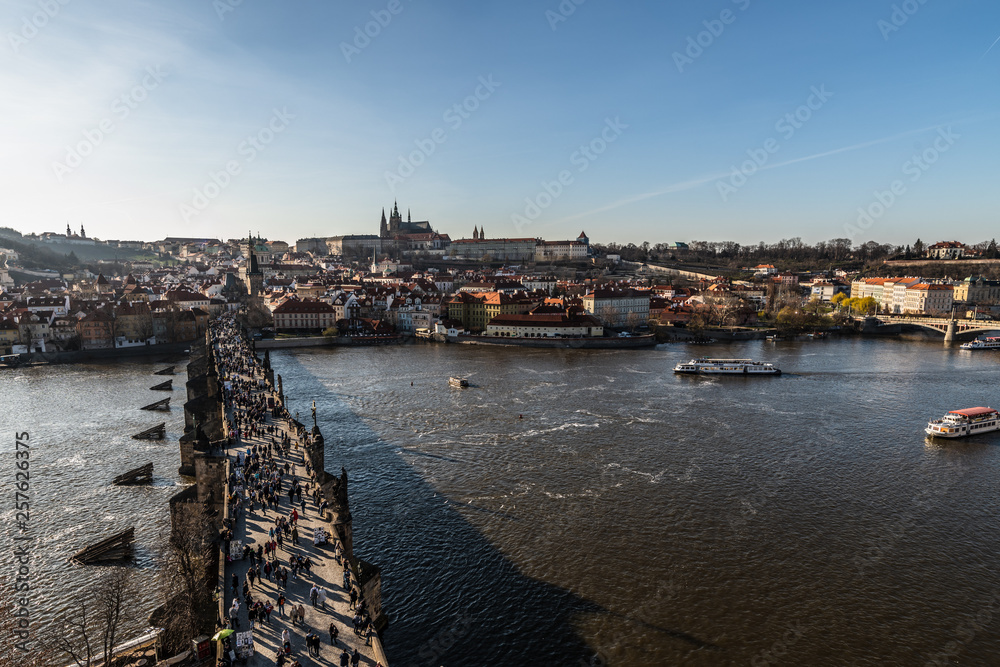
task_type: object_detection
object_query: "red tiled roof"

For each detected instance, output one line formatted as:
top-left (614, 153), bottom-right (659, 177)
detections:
top-left (272, 298), bottom-right (334, 314)
top-left (950, 407), bottom-right (997, 417)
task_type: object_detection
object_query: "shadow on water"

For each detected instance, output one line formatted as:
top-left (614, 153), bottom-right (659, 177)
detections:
top-left (396, 447), bottom-right (467, 464)
top-left (275, 352), bottom-right (616, 666)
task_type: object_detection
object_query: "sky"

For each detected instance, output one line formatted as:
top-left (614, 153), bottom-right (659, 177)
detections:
top-left (1, 0), bottom-right (998, 247)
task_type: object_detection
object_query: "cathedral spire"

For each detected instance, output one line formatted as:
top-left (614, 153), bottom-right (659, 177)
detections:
top-left (408, 208), bottom-right (411, 223)
top-left (473, 226), bottom-right (478, 240)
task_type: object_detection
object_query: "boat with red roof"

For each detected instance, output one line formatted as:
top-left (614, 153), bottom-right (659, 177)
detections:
top-left (925, 407), bottom-right (999, 438)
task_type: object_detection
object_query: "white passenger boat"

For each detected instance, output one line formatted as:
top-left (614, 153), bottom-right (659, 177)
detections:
top-left (449, 376), bottom-right (469, 388)
top-left (925, 407), bottom-right (1000, 438)
top-left (960, 336), bottom-right (1000, 350)
top-left (673, 358), bottom-right (781, 375)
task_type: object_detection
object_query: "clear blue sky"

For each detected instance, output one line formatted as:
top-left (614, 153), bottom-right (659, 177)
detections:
top-left (2, 0), bottom-right (998, 246)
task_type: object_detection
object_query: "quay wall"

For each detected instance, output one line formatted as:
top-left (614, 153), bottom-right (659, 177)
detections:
top-left (452, 334), bottom-right (658, 349)
top-left (20, 341), bottom-right (192, 364)
top-left (653, 326), bottom-right (776, 341)
top-left (621, 260), bottom-right (723, 281)
top-left (255, 337), bottom-right (334, 349)
top-left (256, 335), bottom-right (403, 349)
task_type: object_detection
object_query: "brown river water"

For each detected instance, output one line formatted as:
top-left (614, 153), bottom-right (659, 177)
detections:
top-left (3, 337), bottom-right (1000, 666)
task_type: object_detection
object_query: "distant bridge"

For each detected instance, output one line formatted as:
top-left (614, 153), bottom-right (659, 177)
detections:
top-left (862, 316), bottom-right (999, 342)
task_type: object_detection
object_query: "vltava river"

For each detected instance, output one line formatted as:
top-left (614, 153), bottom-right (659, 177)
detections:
top-left (4, 337), bottom-right (1000, 666)
top-left (277, 338), bottom-right (1000, 666)
top-left (0, 358), bottom-right (187, 641)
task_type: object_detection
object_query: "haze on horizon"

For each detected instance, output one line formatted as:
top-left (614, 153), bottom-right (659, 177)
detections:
top-left (2, 0), bottom-right (998, 247)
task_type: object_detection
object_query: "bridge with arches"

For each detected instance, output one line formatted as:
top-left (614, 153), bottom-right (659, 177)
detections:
top-left (862, 315), bottom-right (999, 342)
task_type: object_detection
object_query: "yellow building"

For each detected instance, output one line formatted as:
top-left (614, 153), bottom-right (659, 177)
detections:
top-left (0, 318), bottom-right (20, 354)
top-left (114, 302), bottom-right (154, 344)
top-left (953, 277), bottom-right (1000, 305)
top-left (446, 292), bottom-right (540, 332)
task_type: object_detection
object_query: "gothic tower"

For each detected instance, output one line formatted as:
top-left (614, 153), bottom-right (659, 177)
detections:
top-left (389, 201), bottom-right (402, 235)
top-left (379, 208), bottom-right (388, 238)
top-left (243, 231), bottom-right (264, 297)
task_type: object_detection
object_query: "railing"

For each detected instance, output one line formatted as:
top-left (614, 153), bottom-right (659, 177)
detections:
top-left (871, 316), bottom-right (996, 331)
top-left (217, 457), bottom-right (231, 664)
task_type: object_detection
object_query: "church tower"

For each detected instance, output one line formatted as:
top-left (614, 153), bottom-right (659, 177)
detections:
top-left (473, 226), bottom-right (478, 240)
top-left (242, 231), bottom-right (264, 297)
top-left (389, 201), bottom-right (402, 235)
top-left (379, 208), bottom-right (388, 238)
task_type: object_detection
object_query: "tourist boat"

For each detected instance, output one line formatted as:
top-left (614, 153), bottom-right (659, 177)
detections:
top-left (925, 407), bottom-right (1000, 438)
top-left (449, 376), bottom-right (469, 388)
top-left (960, 336), bottom-right (1000, 350)
top-left (0, 354), bottom-right (24, 368)
top-left (673, 358), bottom-right (781, 375)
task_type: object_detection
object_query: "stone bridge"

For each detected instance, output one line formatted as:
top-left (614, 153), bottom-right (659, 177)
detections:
top-left (862, 316), bottom-right (998, 342)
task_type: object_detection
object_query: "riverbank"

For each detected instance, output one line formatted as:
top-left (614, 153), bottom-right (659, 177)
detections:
top-left (451, 334), bottom-right (658, 349)
top-left (256, 335), bottom-right (402, 349)
top-left (10, 341), bottom-right (192, 364)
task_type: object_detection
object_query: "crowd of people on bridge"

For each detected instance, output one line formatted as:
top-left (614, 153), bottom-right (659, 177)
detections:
top-left (210, 316), bottom-right (381, 667)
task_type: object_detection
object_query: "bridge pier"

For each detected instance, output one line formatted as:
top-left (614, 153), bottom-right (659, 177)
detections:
top-left (944, 319), bottom-right (956, 344)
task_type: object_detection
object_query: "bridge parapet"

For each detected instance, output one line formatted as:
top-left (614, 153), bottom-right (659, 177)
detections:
top-left (866, 316), bottom-right (998, 338)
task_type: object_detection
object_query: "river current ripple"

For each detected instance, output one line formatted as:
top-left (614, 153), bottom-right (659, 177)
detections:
top-left (4, 338), bottom-right (1000, 665)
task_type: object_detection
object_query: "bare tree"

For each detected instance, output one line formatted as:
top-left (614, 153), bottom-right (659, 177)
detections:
top-left (596, 304), bottom-right (621, 327)
top-left (157, 308), bottom-right (182, 344)
top-left (158, 503), bottom-right (216, 654)
top-left (95, 568), bottom-right (140, 667)
top-left (54, 593), bottom-right (97, 667)
top-left (0, 578), bottom-right (56, 667)
top-left (135, 313), bottom-right (155, 343)
top-left (53, 567), bottom-right (140, 667)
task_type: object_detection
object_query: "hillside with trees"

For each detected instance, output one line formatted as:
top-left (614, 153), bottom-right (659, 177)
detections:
top-left (593, 237), bottom-right (1000, 276)
top-left (0, 226), bottom-right (164, 273)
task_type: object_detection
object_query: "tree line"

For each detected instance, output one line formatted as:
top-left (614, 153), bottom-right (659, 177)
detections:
top-left (593, 237), bottom-right (1000, 270)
